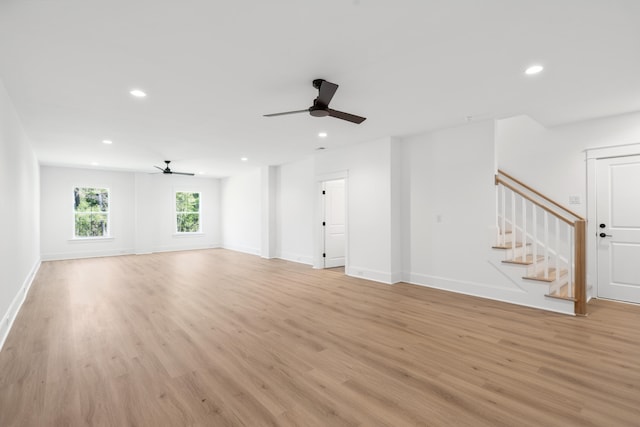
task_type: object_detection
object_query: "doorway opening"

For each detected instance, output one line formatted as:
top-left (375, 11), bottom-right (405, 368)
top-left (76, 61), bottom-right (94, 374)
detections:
top-left (321, 179), bottom-right (346, 269)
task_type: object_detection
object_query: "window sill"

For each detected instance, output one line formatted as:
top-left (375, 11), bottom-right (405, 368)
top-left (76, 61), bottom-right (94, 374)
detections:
top-left (173, 232), bottom-right (204, 238)
top-left (68, 237), bottom-right (114, 243)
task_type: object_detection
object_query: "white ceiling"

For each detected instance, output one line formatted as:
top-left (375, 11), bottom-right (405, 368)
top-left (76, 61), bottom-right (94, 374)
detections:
top-left (1, 0), bottom-right (639, 177)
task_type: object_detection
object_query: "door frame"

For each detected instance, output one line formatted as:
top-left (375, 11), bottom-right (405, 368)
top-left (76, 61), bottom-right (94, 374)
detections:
top-left (313, 171), bottom-right (348, 270)
top-left (586, 142), bottom-right (640, 299)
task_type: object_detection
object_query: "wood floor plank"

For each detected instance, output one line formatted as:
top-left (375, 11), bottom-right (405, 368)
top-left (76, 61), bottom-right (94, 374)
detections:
top-left (1, 248), bottom-right (639, 426)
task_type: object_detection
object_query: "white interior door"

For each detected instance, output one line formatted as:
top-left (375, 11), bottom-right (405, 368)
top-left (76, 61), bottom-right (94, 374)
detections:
top-left (596, 155), bottom-right (640, 303)
top-left (323, 179), bottom-right (345, 268)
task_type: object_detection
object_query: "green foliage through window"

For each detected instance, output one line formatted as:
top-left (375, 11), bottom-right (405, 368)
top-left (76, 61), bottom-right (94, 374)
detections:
top-left (74, 187), bottom-right (110, 237)
top-left (176, 192), bottom-right (200, 233)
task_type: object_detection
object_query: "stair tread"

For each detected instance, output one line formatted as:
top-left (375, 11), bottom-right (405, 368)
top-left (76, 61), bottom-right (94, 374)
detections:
top-left (502, 255), bottom-right (545, 266)
top-left (492, 241), bottom-right (529, 249)
top-left (545, 282), bottom-right (577, 301)
top-left (545, 292), bottom-right (577, 302)
top-left (523, 268), bottom-right (568, 283)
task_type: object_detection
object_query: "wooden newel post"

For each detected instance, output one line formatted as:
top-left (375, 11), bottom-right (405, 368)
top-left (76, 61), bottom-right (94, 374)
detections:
top-left (574, 219), bottom-right (587, 316)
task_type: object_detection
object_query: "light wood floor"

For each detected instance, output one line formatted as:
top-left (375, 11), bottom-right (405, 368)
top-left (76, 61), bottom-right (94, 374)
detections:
top-left (1, 249), bottom-right (639, 426)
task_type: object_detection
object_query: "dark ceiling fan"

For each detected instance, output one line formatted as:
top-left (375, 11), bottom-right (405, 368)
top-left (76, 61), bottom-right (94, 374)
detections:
top-left (264, 79), bottom-right (366, 124)
top-left (154, 160), bottom-right (194, 176)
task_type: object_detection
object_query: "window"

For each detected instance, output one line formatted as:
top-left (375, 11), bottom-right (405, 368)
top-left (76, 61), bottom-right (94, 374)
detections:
top-left (74, 187), bottom-right (110, 238)
top-left (175, 191), bottom-right (201, 233)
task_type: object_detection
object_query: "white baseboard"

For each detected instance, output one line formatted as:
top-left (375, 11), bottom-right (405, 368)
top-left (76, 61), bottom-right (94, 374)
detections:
top-left (41, 248), bottom-right (135, 261)
top-left (1, 258), bottom-right (41, 352)
top-left (221, 244), bottom-right (261, 256)
top-left (346, 266), bottom-right (395, 285)
top-left (407, 272), bottom-right (574, 315)
top-left (278, 252), bottom-right (313, 265)
top-left (152, 243), bottom-right (221, 253)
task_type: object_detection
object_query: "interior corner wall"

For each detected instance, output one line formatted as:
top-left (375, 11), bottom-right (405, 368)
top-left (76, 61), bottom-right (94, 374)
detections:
top-left (40, 166), bottom-right (221, 260)
top-left (496, 112), bottom-right (640, 218)
top-left (0, 79), bottom-right (41, 350)
top-left (404, 121), bottom-right (518, 298)
top-left (276, 157), bottom-right (315, 265)
top-left (389, 138), bottom-right (403, 283)
top-left (260, 166), bottom-right (278, 259)
top-left (314, 137), bottom-right (396, 283)
top-left (220, 168), bottom-right (262, 255)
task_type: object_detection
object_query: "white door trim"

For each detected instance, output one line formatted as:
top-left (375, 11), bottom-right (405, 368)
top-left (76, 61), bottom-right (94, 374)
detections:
top-left (313, 171), bottom-right (348, 269)
top-left (586, 143), bottom-right (640, 299)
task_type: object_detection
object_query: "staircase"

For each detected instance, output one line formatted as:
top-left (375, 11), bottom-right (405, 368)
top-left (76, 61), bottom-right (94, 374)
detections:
top-left (493, 170), bottom-right (587, 315)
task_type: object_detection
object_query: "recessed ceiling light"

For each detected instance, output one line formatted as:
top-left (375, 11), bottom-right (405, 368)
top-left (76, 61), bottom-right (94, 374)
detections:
top-left (102, 139), bottom-right (113, 145)
top-left (90, 162), bottom-right (99, 166)
top-left (318, 132), bottom-right (328, 138)
top-left (241, 157), bottom-right (248, 162)
top-left (525, 65), bottom-right (544, 75)
top-left (129, 89), bottom-right (147, 97)
top-left (198, 171), bottom-right (204, 175)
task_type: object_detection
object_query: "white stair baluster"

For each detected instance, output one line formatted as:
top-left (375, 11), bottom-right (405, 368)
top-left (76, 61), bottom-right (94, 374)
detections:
top-left (532, 206), bottom-right (538, 272)
top-left (511, 191), bottom-right (516, 255)
top-left (568, 225), bottom-right (574, 298)
top-left (522, 198), bottom-right (527, 262)
top-left (555, 217), bottom-right (560, 289)
top-left (501, 185), bottom-right (506, 246)
top-left (544, 212), bottom-right (549, 279)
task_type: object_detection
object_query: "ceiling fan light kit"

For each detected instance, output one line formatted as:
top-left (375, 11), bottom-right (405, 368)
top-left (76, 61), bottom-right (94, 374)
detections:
top-left (264, 79), bottom-right (366, 124)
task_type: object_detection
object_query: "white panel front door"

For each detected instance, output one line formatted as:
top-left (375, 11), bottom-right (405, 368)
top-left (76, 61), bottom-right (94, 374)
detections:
top-left (323, 179), bottom-right (345, 268)
top-left (597, 155), bottom-right (640, 303)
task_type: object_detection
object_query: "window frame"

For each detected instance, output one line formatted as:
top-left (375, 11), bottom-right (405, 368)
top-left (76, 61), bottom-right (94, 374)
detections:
top-left (174, 190), bottom-right (202, 234)
top-left (72, 186), bottom-right (111, 240)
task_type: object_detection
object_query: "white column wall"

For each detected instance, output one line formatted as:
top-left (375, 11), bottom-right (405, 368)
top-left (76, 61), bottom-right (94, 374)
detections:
top-left (0, 79), bottom-right (41, 349)
top-left (276, 157), bottom-right (315, 265)
top-left (220, 168), bottom-right (262, 255)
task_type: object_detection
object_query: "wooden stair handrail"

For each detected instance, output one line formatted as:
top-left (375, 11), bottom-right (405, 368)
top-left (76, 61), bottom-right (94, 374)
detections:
top-left (495, 177), bottom-right (575, 226)
top-left (497, 169), bottom-right (585, 221)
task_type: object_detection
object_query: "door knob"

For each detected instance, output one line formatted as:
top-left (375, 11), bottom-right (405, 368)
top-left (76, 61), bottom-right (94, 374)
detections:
top-left (599, 232), bottom-right (612, 238)
top-left (599, 223), bottom-right (606, 228)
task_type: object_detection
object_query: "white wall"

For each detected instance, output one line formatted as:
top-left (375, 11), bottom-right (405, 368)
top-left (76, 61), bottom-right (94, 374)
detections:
top-left (220, 168), bottom-right (262, 255)
top-left (496, 112), bottom-right (640, 217)
top-left (138, 173), bottom-right (221, 253)
top-left (40, 166), bottom-right (221, 260)
top-left (314, 137), bottom-right (399, 283)
top-left (276, 157), bottom-right (315, 265)
top-left (40, 167), bottom-right (136, 259)
top-left (403, 121), bottom-right (523, 300)
top-left (0, 79), bottom-right (40, 349)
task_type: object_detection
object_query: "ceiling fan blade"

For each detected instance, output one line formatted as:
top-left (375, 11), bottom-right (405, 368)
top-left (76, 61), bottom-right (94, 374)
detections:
top-left (171, 171), bottom-right (195, 176)
top-left (327, 109), bottom-right (367, 124)
top-left (263, 109), bottom-right (309, 117)
top-left (154, 165), bottom-right (165, 171)
top-left (317, 80), bottom-right (338, 106)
